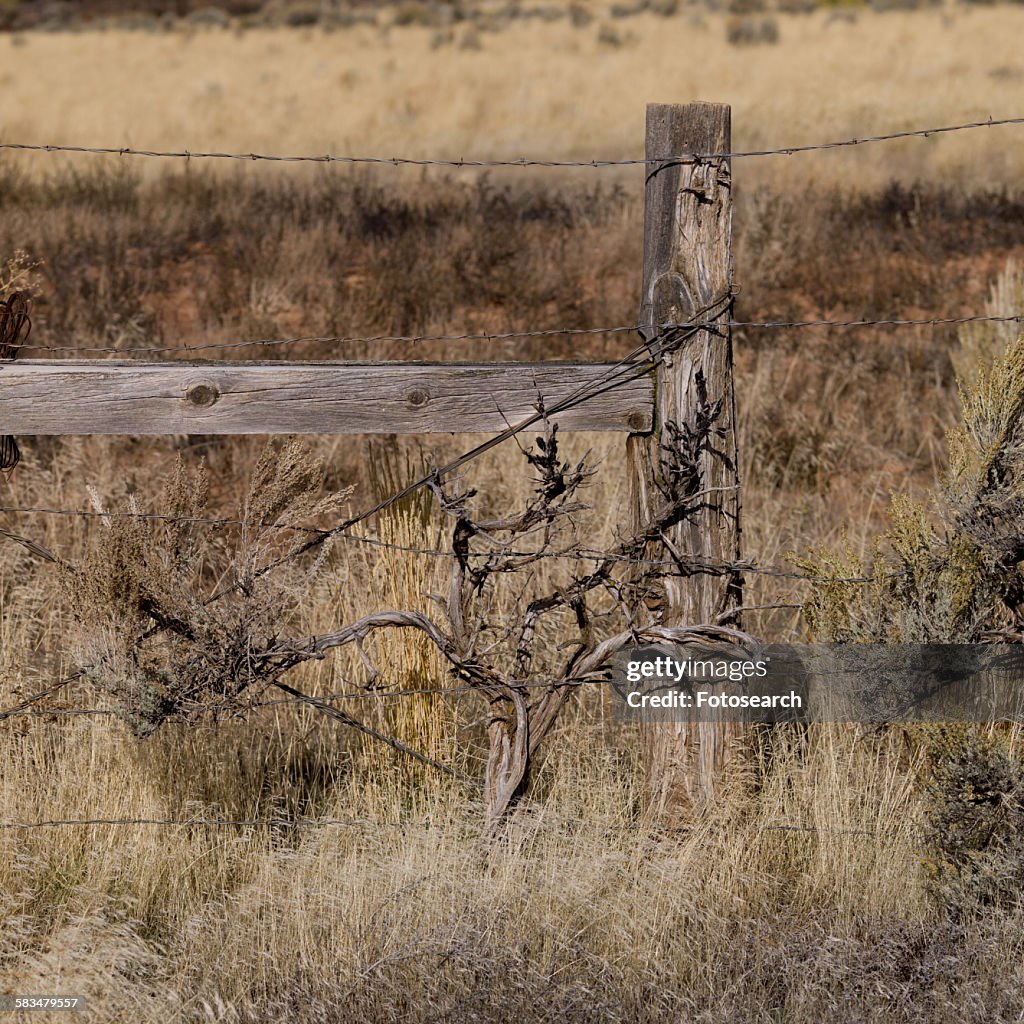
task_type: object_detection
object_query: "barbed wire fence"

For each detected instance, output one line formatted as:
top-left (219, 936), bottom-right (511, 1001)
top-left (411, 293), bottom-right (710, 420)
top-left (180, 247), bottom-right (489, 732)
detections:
top-left (2, 109), bottom-right (1022, 835)
top-left (0, 813), bottom-right (892, 841)
top-left (5, 312), bottom-right (1022, 359)
top-left (2, 112), bottom-right (1023, 167)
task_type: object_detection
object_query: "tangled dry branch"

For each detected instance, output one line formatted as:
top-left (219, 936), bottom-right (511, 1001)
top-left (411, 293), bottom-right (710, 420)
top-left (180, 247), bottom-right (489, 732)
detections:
top-left (17, 393), bottom-right (748, 828)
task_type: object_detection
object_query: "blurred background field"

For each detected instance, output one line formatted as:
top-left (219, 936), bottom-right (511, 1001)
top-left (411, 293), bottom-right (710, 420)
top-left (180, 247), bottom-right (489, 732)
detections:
top-left (2, 2), bottom-right (1024, 188)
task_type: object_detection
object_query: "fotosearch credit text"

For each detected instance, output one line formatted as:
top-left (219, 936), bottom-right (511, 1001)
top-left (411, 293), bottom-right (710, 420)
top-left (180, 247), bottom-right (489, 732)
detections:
top-left (611, 645), bottom-right (1024, 724)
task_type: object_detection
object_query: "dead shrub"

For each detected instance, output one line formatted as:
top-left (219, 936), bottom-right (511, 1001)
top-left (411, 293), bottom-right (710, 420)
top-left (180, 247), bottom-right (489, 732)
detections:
top-left (61, 439), bottom-right (350, 735)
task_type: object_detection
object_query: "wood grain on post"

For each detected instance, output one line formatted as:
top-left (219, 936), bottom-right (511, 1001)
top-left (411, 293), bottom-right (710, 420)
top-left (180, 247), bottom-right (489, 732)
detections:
top-left (628, 102), bottom-right (745, 815)
top-left (0, 361), bottom-right (652, 435)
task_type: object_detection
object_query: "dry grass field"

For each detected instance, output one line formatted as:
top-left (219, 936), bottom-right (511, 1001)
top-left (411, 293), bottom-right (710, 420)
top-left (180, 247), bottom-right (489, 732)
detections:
top-left (2, 6), bottom-right (1024, 186)
top-left (2, 5), bottom-right (1024, 1022)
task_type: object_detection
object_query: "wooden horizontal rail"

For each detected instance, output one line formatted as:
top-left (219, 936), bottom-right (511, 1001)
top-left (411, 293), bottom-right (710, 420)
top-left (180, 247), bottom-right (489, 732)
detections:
top-left (0, 361), bottom-right (653, 435)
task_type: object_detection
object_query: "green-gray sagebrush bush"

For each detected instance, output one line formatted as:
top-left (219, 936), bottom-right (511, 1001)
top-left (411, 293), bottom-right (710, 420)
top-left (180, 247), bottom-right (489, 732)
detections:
top-left (798, 318), bottom-right (1024, 919)
top-left (797, 332), bottom-right (1024, 644)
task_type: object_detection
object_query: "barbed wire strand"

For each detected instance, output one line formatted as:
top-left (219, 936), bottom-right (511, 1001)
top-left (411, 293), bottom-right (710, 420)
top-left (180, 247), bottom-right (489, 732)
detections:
top-left (0, 815), bottom-right (404, 830)
top-left (16, 323), bottom-right (645, 357)
top-left (0, 814), bottom-right (886, 838)
top-left (3, 652), bottom-right (923, 718)
top-left (12, 311), bottom-right (1024, 358)
top-left (0, 503), bottom-right (884, 583)
top-left (2, 114), bottom-right (1023, 169)
top-left (0, 665), bottom-right (573, 722)
top-left (193, 297), bottom-right (735, 610)
top-left (0, 674), bottom-right (662, 720)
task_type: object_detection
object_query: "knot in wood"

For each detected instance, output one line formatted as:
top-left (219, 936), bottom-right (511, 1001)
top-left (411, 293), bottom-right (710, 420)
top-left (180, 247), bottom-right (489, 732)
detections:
top-left (405, 387), bottom-right (431, 408)
top-left (185, 379), bottom-right (220, 408)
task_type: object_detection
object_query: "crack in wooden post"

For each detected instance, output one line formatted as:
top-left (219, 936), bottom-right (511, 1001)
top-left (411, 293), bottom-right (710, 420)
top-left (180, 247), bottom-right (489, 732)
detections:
top-left (628, 102), bottom-right (746, 818)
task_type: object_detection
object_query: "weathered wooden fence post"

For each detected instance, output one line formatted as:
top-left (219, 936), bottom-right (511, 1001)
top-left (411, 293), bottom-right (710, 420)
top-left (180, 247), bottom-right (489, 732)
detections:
top-left (628, 101), bottom-right (745, 815)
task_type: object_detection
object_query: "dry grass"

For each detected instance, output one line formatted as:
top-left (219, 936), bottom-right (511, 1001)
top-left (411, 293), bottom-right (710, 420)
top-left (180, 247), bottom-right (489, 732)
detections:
top-left (7, 677), bottom-right (1015, 1022)
top-left (5, 165), bottom-right (1017, 630)
top-left (2, 7), bottom-right (1024, 189)
top-left (2, 162), bottom-right (1023, 1018)
top-left (3, 9), bottom-right (1024, 1018)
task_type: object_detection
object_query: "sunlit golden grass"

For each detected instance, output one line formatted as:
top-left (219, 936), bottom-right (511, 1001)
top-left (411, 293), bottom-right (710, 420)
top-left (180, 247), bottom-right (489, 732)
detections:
top-left (3, 7), bottom-right (1024, 188)
top-left (0, 651), bottom-right (945, 1022)
top-left (3, 19), bottom-right (1024, 1009)
top-left (2, 413), bottom-right (1022, 1019)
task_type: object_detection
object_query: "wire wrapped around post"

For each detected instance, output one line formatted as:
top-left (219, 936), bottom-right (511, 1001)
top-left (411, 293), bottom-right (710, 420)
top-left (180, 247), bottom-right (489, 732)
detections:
top-left (0, 292), bottom-right (31, 471)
